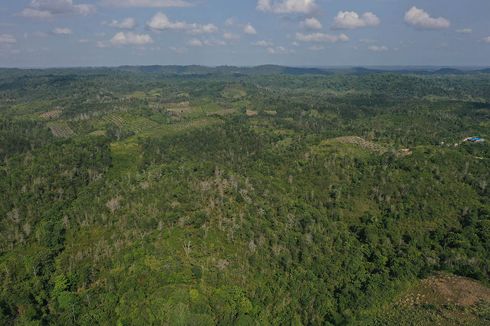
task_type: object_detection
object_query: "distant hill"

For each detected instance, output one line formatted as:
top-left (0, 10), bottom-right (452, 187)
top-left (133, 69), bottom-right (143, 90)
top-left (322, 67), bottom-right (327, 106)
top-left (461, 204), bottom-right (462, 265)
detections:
top-left (432, 68), bottom-right (465, 75)
top-left (2, 65), bottom-right (490, 77)
top-left (115, 64), bottom-right (332, 76)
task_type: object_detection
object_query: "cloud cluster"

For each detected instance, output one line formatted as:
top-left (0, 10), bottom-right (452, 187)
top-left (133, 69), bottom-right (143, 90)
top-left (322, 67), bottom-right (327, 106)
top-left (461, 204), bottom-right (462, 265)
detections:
top-left (295, 32), bottom-right (349, 43)
top-left (301, 17), bottom-right (322, 30)
top-left (332, 11), bottom-right (380, 30)
top-left (266, 46), bottom-right (290, 54)
top-left (253, 40), bottom-right (274, 47)
top-left (257, 0), bottom-right (317, 14)
top-left (102, 0), bottom-right (192, 8)
top-left (243, 24), bottom-right (257, 35)
top-left (223, 32), bottom-right (240, 41)
top-left (456, 28), bottom-right (472, 34)
top-left (108, 18), bottom-right (137, 29)
top-left (368, 45), bottom-right (388, 52)
top-left (188, 38), bottom-right (225, 47)
top-left (0, 34), bottom-right (17, 45)
top-left (404, 7), bottom-right (450, 29)
top-left (110, 32), bottom-right (153, 46)
top-left (19, 0), bottom-right (95, 19)
top-left (483, 37), bottom-right (490, 44)
top-left (52, 27), bottom-right (73, 35)
top-left (252, 40), bottom-right (290, 54)
top-left (147, 12), bottom-right (218, 35)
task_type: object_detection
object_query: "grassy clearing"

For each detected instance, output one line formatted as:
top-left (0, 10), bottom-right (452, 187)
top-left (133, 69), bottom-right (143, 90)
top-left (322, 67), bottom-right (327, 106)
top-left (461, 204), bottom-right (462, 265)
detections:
top-left (108, 141), bottom-right (141, 178)
top-left (221, 86), bottom-right (247, 99)
top-left (126, 91), bottom-right (146, 99)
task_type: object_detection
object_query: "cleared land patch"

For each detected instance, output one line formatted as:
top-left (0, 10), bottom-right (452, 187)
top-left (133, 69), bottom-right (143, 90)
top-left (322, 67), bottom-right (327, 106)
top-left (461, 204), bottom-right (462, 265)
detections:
top-left (165, 102), bottom-right (194, 117)
top-left (246, 110), bottom-right (258, 117)
top-left (47, 122), bottom-right (75, 138)
top-left (103, 114), bottom-right (125, 128)
top-left (365, 274), bottom-right (490, 326)
top-left (138, 117), bottom-right (222, 138)
top-left (39, 109), bottom-right (62, 120)
top-left (399, 274), bottom-right (490, 307)
top-left (222, 86), bottom-right (247, 99)
top-left (102, 114), bottom-right (160, 133)
top-left (330, 136), bottom-right (387, 154)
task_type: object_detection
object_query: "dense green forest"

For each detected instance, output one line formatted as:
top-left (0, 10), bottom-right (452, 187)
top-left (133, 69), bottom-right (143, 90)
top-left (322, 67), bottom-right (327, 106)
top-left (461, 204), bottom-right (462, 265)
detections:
top-left (0, 66), bottom-right (489, 325)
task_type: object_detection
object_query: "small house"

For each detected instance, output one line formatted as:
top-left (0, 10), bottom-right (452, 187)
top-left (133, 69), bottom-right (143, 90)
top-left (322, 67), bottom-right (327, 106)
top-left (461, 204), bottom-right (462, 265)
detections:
top-left (464, 137), bottom-right (485, 143)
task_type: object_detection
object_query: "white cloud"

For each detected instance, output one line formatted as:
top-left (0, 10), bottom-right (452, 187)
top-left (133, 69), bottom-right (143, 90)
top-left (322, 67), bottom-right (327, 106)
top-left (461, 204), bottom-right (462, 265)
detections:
top-left (225, 17), bottom-right (235, 27)
top-left (208, 39), bottom-right (226, 46)
top-left (0, 34), bottom-right (17, 45)
top-left (96, 40), bottom-right (110, 48)
top-left (456, 28), bottom-right (472, 34)
top-left (147, 12), bottom-right (187, 30)
top-left (301, 17), bottom-right (322, 30)
top-left (308, 45), bottom-right (324, 51)
top-left (170, 46), bottom-right (187, 53)
top-left (101, 0), bottom-right (192, 8)
top-left (19, 0), bottom-right (95, 18)
top-left (108, 18), bottom-right (137, 29)
top-left (52, 27), bottom-right (72, 35)
top-left (189, 24), bottom-right (218, 35)
top-left (332, 11), bottom-right (380, 30)
top-left (360, 38), bottom-right (376, 44)
top-left (483, 36), bottom-right (490, 44)
top-left (147, 12), bottom-right (217, 34)
top-left (267, 46), bottom-right (290, 54)
top-left (188, 38), bottom-right (226, 47)
top-left (33, 31), bottom-right (49, 37)
top-left (110, 32), bottom-right (153, 46)
top-left (368, 45), bottom-right (388, 52)
top-left (257, 0), bottom-right (317, 14)
top-left (188, 38), bottom-right (203, 47)
top-left (253, 40), bottom-right (273, 47)
top-left (244, 23), bottom-right (257, 35)
top-left (295, 32), bottom-right (349, 43)
top-left (223, 32), bottom-right (240, 41)
top-left (404, 6), bottom-right (450, 30)
top-left (19, 8), bottom-right (53, 19)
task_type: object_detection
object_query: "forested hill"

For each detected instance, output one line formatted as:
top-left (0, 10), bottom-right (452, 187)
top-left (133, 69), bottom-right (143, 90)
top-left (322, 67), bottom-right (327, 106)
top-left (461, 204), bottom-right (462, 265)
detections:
top-left (1, 65), bottom-right (490, 77)
top-left (0, 68), bottom-right (489, 325)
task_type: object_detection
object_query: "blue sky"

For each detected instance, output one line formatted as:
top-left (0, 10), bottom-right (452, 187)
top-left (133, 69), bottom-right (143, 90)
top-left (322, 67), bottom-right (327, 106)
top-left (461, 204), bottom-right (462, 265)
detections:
top-left (0, 0), bottom-right (489, 67)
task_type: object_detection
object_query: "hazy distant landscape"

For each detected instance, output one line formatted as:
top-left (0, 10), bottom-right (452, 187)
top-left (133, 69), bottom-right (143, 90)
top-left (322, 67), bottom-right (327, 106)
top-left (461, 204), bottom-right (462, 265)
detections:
top-left (1, 0), bottom-right (490, 325)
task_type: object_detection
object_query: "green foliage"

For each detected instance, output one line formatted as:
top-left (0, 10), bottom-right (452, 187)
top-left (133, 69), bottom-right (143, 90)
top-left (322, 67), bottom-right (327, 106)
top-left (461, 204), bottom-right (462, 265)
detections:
top-left (0, 67), bottom-right (488, 325)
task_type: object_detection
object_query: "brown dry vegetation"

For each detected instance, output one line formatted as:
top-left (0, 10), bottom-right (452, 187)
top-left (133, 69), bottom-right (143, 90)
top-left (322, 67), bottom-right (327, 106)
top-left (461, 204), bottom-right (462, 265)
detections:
top-left (367, 274), bottom-right (490, 325)
top-left (246, 109), bottom-right (258, 117)
top-left (406, 274), bottom-right (490, 307)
